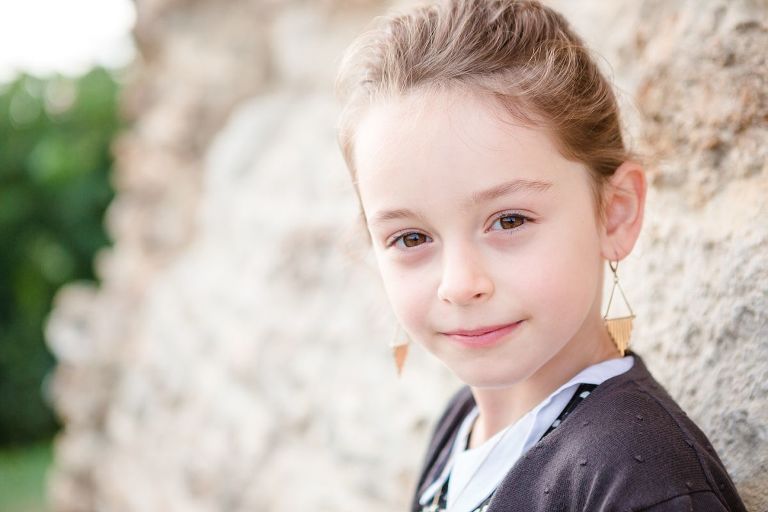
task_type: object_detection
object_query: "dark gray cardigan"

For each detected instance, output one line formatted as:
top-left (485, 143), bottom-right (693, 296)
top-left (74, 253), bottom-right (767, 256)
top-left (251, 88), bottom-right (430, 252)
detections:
top-left (410, 349), bottom-right (748, 511)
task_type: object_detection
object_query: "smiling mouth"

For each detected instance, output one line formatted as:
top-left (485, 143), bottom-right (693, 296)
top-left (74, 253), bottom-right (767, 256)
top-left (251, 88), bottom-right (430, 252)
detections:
top-left (442, 320), bottom-right (524, 337)
top-left (441, 320), bottom-right (525, 348)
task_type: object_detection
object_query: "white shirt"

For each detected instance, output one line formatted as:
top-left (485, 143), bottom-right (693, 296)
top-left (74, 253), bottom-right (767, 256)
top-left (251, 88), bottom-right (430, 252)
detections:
top-left (418, 355), bottom-right (635, 512)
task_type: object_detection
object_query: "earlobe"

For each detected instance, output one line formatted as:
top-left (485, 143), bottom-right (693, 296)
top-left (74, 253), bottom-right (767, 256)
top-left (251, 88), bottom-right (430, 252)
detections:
top-left (599, 161), bottom-right (647, 261)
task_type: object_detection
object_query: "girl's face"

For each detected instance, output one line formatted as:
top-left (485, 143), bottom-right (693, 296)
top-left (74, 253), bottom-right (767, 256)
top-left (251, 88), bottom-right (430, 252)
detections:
top-left (353, 87), bottom-right (608, 388)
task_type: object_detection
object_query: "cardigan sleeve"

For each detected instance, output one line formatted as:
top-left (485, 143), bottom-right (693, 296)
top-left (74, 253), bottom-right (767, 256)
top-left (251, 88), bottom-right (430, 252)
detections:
top-left (637, 491), bottom-right (731, 511)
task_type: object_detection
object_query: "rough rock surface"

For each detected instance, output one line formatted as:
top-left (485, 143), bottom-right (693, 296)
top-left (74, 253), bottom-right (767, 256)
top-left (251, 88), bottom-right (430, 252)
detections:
top-left (46, 1), bottom-right (766, 511)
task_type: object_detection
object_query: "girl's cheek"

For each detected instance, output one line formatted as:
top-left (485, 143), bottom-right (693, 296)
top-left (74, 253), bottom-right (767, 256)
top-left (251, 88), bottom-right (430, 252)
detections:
top-left (532, 229), bottom-right (599, 309)
top-left (378, 261), bottom-right (433, 331)
top-left (497, 230), bottom-right (578, 302)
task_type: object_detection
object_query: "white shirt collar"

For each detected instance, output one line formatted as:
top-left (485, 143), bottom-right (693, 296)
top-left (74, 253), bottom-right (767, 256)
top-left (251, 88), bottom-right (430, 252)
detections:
top-left (419, 355), bottom-right (635, 511)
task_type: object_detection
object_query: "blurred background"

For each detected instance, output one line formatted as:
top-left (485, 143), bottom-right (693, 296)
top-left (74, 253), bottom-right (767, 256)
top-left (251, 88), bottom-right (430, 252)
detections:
top-left (0, 1), bottom-right (766, 511)
top-left (0, 1), bottom-right (133, 510)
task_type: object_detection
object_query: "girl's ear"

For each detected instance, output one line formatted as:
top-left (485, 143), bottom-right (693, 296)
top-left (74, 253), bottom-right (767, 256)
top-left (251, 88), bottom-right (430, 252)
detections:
top-left (598, 161), bottom-right (647, 261)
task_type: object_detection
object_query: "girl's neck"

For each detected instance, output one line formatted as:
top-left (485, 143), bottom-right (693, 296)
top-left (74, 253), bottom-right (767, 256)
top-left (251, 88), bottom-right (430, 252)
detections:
top-left (467, 317), bottom-right (621, 450)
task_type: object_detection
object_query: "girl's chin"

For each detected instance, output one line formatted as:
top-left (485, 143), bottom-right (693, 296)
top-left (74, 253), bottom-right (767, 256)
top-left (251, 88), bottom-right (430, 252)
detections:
top-left (446, 362), bottom-right (537, 389)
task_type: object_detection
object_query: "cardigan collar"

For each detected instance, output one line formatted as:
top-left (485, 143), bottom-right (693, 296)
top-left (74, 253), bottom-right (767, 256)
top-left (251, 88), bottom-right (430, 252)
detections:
top-left (418, 354), bottom-right (636, 512)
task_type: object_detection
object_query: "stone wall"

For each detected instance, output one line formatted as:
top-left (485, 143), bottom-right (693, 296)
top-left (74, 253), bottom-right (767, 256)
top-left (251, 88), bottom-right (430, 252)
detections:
top-left (46, 1), bottom-right (767, 511)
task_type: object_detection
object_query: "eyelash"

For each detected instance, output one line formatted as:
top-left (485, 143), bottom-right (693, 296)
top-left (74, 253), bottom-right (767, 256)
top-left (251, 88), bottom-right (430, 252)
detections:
top-left (385, 212), bottom-right (533, 250)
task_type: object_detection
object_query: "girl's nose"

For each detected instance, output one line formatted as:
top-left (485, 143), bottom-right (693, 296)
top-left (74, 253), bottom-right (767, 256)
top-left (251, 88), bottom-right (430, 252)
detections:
top-left (437, 244), bottom-right (494, 306)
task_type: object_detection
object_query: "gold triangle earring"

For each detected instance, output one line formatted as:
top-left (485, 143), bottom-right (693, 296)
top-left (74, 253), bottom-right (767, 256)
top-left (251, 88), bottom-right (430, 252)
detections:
top-left (603, 259), bottom-right (635, 357)
top-left (389, 323), bottom-right (410, 377)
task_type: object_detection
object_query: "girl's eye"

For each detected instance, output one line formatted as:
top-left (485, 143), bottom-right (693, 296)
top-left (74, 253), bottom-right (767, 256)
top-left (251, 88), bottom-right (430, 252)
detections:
top-left (387, 213), bottom-right (531, 250)
top-left (489, 213), bottom-right (530, 231)
top-left (388, 232), bottom-right (431, 249)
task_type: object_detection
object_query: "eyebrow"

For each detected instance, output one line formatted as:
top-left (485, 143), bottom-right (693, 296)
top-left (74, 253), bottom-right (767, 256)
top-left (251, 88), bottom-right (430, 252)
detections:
top-left (369, 178), bottom-right (553, 226)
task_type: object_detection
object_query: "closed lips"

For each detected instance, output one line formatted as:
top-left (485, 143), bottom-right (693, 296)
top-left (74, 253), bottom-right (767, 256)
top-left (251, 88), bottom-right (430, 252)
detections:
top-left (444, 321), bottom-right (522, 336)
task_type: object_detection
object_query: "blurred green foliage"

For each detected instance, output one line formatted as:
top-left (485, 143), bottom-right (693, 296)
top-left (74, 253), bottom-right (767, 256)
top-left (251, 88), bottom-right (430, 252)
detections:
top-left (0, 440), bottom-right (52, 511)
top-left (0, 67), bottom-right (120, 446)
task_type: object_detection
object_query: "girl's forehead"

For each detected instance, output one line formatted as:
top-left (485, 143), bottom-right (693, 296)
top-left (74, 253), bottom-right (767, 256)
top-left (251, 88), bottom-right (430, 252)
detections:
top-left (353, 88), bottom-right (570, 189)
top-left (360, 87), bottom-right (507, 148)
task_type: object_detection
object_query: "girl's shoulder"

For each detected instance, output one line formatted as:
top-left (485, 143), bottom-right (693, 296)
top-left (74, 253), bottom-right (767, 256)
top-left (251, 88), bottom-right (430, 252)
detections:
top-left (488, 351), bottom-right (748, 511)
top-left (411, 352), bottom-right (749, 512)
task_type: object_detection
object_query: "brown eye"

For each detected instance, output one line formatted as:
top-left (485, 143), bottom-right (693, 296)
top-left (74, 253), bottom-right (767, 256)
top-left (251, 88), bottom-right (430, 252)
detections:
top-left (391, 232), bottom-right (430, 249)
top-left (490, 213), bottom-right (530, 231)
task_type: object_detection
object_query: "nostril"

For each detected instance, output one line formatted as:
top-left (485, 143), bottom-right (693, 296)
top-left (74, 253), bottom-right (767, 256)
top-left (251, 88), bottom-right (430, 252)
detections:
top-left (437, 275), bottom-right (495, 305)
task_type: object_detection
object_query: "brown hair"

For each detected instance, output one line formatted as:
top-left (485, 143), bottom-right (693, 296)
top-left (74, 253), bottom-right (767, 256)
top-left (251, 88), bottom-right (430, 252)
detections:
top-left (335, 0), bottom-right (635, 241)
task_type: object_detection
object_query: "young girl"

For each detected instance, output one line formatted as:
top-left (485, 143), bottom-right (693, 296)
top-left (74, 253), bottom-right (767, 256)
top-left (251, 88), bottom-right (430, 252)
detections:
top-left (334, 1), bottom-right (748, 510)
